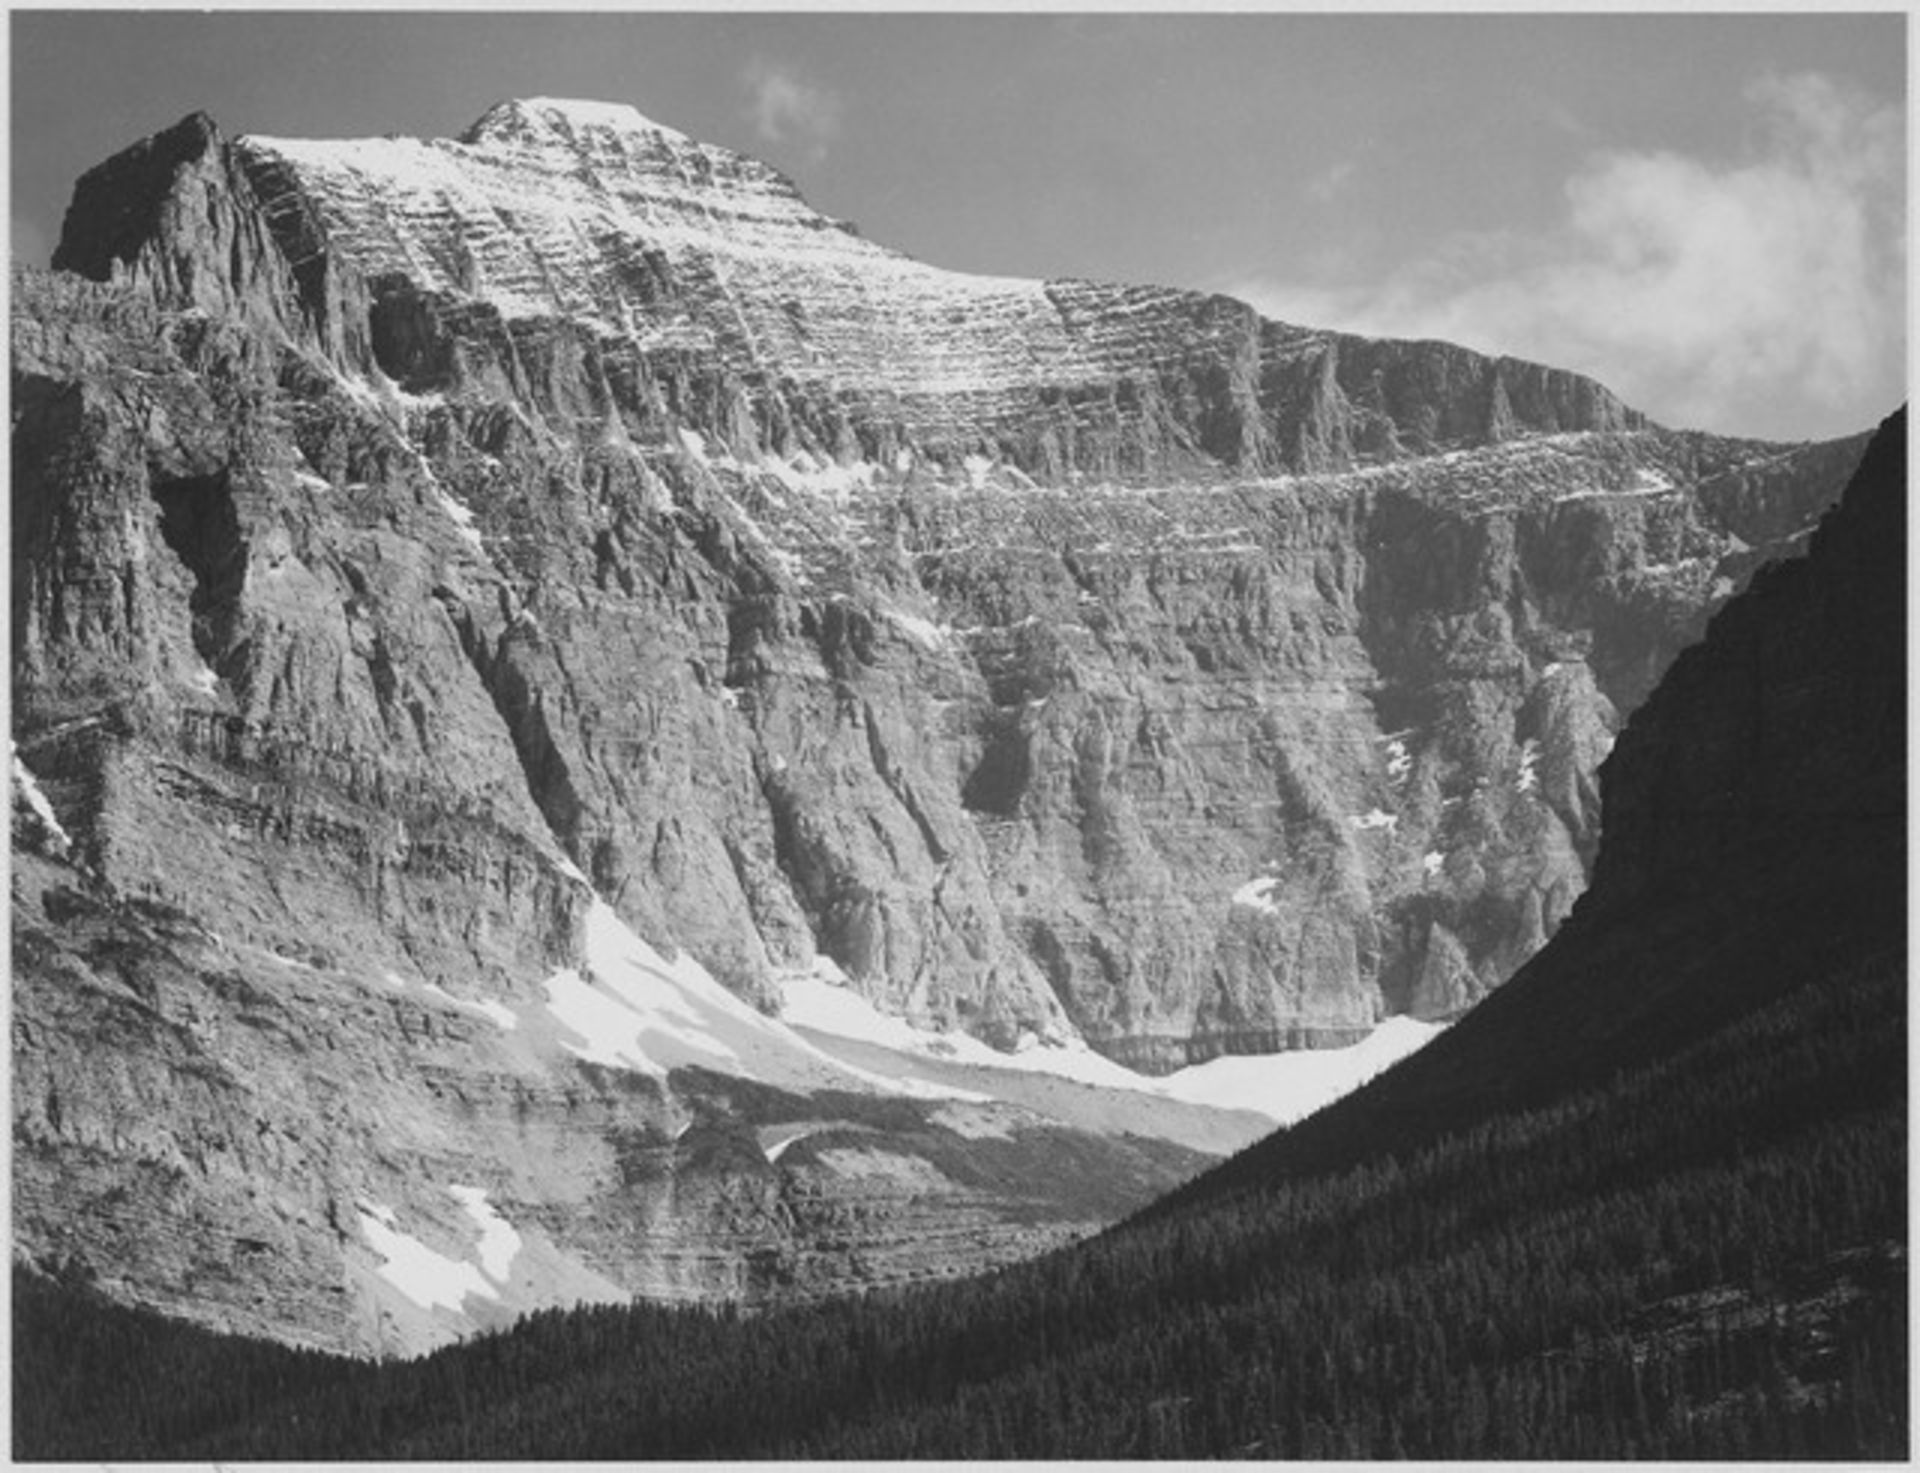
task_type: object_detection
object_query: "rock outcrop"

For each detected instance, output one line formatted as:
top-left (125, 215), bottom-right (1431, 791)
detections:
top-left (11, 100), bottom-right (1877, 1351)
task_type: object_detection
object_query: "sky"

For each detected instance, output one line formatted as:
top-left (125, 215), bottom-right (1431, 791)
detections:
top-left (8, 10), bottom-right (1906, 441)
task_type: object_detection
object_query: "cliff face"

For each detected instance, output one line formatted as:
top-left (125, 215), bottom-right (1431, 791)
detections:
top-left (11, 100), bottom-right (1875, 1351)
top-left (27, 100), bottom-right (1864, 1059)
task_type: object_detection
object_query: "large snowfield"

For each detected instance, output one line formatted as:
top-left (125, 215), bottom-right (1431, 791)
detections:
top-left (781, 963), bottom-right (1442, 1128)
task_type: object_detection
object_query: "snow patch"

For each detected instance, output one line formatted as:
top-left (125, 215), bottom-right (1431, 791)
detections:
top-left (1154, 1017), bottom-right (1444, 1125)
top-left (780, 962), bottom-right (938, 1056)
top-left (420, 982), bottom-right (518, 1032)
top-left (760, 1125), bottom-right (820, 1163)
top-left (1423, 851), bottom-right (1446, 878)
top-left (1382, 737), bottom-right (1412, 784)
top-left (538, 900), bottom-right (948, 1096)
top-left (425, 469), bottom-right (484, 551)
top-left (963, 453), bottom-right (993, 489)
top-left (330, 370), bottom-right (385, 414)
top-left (885, 608), bottom-right (948, 651)
top-left (447, 1185), bottom-right (522, 1283)
top-left (782, 961), bottom-right (1140, 1092)
top-left (358, 1202), bottom-right (496, 1311)
top-left (1516, 739), bottom-right (1541, 794)
top-left (1351, 809), bottom-right (1399, 834)
top-left (676, 425), bottom-right (709, 463)
top-left (1231, 877), bottom-right (1281, 914)
top-left (12, 750), bottom-right (72, 849)
top-left (542, 908), bottom-right (758, 1078)
top-left (486, 96), bottom-right (693, 146)
top-left (786, 954), bottom-right (1447, 1127)
top-left (762, 450), bottom-right (875, 502)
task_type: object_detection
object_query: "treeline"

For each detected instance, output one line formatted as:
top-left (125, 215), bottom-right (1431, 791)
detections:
top-left (15, 946), bottom-right (1905, 1460)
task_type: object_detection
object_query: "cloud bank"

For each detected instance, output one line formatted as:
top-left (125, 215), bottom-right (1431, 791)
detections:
top-left (741, 58), bottom-right (842, 165)
top-left (1231, 74), bottom-right (1904, 440)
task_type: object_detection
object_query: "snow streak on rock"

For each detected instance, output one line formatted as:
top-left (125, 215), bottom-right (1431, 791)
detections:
top-left (11, 747), bottom-right (72, 851)
top-left (448, 1186), bottom-right (522, 1284)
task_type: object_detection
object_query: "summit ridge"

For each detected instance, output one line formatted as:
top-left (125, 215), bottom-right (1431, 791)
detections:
top-left (458, 95), bottom-right (695, 146)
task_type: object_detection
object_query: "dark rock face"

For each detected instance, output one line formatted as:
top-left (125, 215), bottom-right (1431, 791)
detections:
top-left (10, 100), bottom-right (1878, 1350)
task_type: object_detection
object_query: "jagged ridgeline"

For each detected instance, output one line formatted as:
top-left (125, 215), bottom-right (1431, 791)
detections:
top-left (16, 413), bottom-right (1904, 1459)
top-left (9, 98), bottom-right (1878, 1354)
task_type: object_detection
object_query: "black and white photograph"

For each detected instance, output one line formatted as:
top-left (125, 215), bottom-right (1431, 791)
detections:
top-left (8, 7), bottom-right (1907, 1459)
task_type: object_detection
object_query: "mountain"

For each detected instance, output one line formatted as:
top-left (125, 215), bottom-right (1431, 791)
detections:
top-left (11, 98), bottom-right (1871, 1351)
top-left (14, 412), bottom-right (1903, 1462)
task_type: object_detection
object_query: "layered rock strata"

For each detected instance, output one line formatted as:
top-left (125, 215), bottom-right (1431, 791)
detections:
top-left (9, 99), bottom-right (1878, 1351)
top-left (28, 100), bottom-right (1865, 1063)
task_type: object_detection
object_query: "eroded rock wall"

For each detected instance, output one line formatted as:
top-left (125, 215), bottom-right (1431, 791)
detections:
top-left (21, 105), bottom-right (1869, 1066)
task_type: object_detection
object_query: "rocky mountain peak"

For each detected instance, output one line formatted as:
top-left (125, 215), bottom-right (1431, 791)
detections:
top-left (458, 95), bottom-right (695, 149)
top-left (11, 96), bottom-right (1879, 1353)
top-left (51, 99), bottom-right (1655, 480)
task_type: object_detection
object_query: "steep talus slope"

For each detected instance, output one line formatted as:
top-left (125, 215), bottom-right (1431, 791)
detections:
top-left (14, 414), bottom-right (1904, 1462)
top-left (10, 99), bottom-right (1875, 1352)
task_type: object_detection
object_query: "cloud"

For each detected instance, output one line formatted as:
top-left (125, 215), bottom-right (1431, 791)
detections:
top-left (741, 57), bottom-right (842, 164)
top-left (1230, 73), bottom-right (1904, 439)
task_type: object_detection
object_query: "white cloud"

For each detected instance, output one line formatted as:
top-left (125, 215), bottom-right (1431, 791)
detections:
top-left (1231, 73), bottom-right (1904, 439)
top-left (741, 57), bottom-right (843, 164)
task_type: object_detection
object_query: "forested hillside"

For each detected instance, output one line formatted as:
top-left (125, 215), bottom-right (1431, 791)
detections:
top-left (15, 948), bottom-right (1907, 1457)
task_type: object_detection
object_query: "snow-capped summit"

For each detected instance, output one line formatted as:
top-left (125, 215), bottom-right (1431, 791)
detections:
top-left (459, 95), bottom-right (693, 148)
top-left (236, 94), bottom-right (1094, 399)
